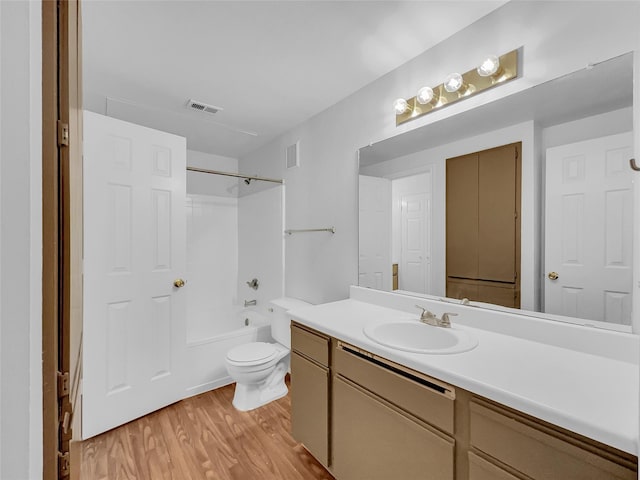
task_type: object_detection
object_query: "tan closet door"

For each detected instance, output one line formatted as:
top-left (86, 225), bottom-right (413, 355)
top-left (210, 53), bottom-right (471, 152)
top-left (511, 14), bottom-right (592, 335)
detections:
top-left (478, 144), bottom-right (518, 282)
top-left (446, 152), bottom-right (479, 279)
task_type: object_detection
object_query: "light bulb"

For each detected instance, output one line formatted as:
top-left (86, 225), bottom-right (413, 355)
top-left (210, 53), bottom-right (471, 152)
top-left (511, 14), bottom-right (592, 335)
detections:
top-left (416, 86), bottom-right (434, 105)
top-left (477, 55), bottom-right (500, 77)
top-left (393, 98), bottom-right (409, 115)
top-left (444, 73), bottom-right (463, 93)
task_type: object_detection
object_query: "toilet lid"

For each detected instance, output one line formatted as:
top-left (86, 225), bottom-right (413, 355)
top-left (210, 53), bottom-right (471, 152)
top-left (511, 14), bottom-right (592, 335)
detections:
top-left (227, 342), bottom-right (278, 365)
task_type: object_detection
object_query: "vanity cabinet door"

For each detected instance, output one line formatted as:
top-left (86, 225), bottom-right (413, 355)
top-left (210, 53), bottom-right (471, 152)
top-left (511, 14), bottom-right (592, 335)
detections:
top-left (333, 376), bottom-right (454, 480)
top-left (290, 351), bottom-right (329, 467)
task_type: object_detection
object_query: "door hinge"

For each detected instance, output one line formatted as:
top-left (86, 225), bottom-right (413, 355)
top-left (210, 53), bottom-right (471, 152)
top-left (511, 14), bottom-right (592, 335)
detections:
top-left (57, 120), bottom-right (69, 147)
top-left (514, 211), bottom-right (518, 220)
top-left (57, 371), bottom-right (70, 398)
top-left (59, 401), bottom-right (72, 436)
top-left (58, 451), bottom-right (70, 478)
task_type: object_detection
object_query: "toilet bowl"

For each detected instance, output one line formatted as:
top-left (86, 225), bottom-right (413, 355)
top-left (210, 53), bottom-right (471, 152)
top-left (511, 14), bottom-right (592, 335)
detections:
top-left (224, 297), bottom-right (312, 411)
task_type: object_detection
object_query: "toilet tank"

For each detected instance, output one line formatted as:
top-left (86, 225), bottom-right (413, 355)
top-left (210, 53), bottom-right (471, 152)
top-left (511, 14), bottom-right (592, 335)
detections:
top-left (269, 297), bottom-right (313, 348)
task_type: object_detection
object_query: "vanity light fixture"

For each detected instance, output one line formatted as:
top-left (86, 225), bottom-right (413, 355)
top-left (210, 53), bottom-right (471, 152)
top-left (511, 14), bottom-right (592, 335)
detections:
top-left (416, 86), bottom-right (435, 105)
top-left (394, 48), bottom-right (519, 126)
top-left (477, 54), bottom-right (501, 77)
top-left (443, 72), bottom-right (465, 93)
top-left (393, 97), bottom-right (411, 115)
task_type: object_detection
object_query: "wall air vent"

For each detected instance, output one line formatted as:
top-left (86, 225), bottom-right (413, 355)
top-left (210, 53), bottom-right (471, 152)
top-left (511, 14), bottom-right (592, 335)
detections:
top-left (186, 99), bottom-right (223, 115)
top-left (286, 141), bottom-right (300, 169)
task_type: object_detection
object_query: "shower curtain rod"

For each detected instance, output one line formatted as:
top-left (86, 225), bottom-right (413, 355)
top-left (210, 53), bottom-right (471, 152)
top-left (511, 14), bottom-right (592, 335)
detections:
top-left (186, 166), bottom-right (284, 184)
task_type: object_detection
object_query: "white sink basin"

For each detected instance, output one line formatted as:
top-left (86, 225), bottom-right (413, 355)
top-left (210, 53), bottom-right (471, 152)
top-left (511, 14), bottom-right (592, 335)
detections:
top-left (363, 321), bottom-right (478, 354)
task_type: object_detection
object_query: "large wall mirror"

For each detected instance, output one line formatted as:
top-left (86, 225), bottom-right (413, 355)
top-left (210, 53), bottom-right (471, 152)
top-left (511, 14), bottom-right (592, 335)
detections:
top-left (358, 52), bottom-right (634, 331)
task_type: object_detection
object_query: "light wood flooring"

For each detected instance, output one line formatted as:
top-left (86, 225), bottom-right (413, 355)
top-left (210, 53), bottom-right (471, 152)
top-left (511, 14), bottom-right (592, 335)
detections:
top-left (78, 381), bottom-right (334, 480)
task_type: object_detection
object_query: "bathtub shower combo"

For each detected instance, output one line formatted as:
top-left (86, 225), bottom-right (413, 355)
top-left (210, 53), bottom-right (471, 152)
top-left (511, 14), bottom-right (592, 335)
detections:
top-left (185, 167), bottom-right (289, 401)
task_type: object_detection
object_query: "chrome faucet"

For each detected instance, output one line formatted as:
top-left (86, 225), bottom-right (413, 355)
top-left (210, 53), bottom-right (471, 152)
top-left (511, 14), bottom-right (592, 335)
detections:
top-left (415, 305), bottom-right (457, 328)
top-left (244, 299), bottom-right (257, 307)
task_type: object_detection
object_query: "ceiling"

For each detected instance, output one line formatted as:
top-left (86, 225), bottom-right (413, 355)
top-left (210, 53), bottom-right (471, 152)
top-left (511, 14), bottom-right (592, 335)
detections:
top-left (82, 0), bottom-right (507, 159)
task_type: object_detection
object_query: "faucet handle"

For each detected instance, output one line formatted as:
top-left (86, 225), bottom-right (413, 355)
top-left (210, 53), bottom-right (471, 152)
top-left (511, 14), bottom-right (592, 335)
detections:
top-left (415, 305), bottom-right (435, 320)
top-left (440, 312), bottom-right (458, 327)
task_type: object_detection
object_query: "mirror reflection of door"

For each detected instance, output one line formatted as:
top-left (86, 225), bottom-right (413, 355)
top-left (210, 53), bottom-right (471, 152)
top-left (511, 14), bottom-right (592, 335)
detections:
top-left (358, 175), bottom-right (392, 290)
top-left (393, 173), bottom-right (432, 294)
top-left (544, 132), bottom-right (634, 325)
top-left (446, 143), bottom-right (521, 308)
top-left (400, 192), bottom-right (429, 292)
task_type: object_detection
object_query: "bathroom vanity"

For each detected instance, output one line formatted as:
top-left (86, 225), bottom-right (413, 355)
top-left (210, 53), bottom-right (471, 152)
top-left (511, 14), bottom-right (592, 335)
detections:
top-left (289, 287), bottom-right (639, 480)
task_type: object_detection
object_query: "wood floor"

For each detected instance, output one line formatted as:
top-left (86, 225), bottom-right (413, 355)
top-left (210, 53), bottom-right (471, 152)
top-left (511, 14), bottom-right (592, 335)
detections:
top-left (78, 382), bottom-right (334, 480)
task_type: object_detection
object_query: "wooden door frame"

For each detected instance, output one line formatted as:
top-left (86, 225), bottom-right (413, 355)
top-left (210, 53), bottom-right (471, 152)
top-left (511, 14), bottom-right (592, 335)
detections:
top-left (42, 1), bottom-right (59, 478)
top-left (42, 1), bottom-right (83, 479)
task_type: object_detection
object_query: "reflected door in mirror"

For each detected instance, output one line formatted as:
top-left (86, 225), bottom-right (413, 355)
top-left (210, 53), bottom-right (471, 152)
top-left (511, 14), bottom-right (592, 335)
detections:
top-left (545, 132), bottom-right (633, 325)
top-left (359, 175), bottom-right (392, 290)
top-left (446, 143), bottom-right (521, 307)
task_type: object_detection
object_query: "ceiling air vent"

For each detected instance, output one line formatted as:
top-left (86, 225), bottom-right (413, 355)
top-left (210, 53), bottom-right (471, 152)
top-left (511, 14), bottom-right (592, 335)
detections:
top-left (186, 99), bottom-right (223, 115)
top-left (286, 141), bottom-right (300, 169)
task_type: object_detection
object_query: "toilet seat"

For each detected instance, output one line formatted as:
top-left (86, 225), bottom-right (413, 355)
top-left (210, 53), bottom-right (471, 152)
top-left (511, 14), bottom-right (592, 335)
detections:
top-left (226, 342), bottom-right (278, 367)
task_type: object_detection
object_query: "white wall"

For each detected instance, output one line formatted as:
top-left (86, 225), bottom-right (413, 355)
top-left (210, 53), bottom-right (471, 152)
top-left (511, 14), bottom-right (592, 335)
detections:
top-left (542, 107), bottom-right (632, 150)
top-left (239, 1), bottom-right (640, 306)
top-left (237, 185), bottom-right (285, 311)
top-left (0, 1), bottom-right (42, 478)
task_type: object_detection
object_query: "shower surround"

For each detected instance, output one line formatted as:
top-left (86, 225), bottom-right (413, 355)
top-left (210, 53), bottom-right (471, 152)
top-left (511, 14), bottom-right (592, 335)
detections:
top-left (184, 182), bottom-right (284, 396)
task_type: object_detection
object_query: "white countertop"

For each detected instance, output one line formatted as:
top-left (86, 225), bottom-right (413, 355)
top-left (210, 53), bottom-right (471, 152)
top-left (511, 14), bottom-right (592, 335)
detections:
top-left (289, 297), bottom-right (639, 455)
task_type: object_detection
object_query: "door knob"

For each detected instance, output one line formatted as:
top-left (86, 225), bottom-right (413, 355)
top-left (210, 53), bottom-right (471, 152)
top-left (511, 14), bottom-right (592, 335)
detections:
top-left (173, 278), bottom-right (186, 288)
top-left (547, 272), bottom-right (559, 280)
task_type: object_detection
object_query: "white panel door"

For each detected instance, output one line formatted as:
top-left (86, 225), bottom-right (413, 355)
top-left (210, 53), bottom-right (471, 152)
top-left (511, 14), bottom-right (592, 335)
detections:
top-left (359, 175), bottom-right (392, 290)
top-left (83, 111), bottom-right (187, 438)
top-left (545, 132), bottom-right (633, 325)
top-left (400, 193), bottom-right (430, 294)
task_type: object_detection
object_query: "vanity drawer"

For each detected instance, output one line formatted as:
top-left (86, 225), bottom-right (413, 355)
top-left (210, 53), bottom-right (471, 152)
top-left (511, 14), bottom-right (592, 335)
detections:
top-left (334, 341), bottom-right (454, 435)
top-left (469, 399), bottom-right (637, 480)
top-left (291, 323), bottom-right (329, 366)
top-left (468, 452), bottom-right (522, 480)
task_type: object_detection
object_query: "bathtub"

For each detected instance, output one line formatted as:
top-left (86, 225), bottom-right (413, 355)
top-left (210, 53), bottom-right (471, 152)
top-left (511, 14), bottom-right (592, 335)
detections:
top-left (185, 308), bottom-right (272, 397)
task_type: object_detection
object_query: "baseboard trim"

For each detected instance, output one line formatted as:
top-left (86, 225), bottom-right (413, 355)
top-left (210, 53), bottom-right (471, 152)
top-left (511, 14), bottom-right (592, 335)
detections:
top-left (185, 376), bottom-right (234, 398)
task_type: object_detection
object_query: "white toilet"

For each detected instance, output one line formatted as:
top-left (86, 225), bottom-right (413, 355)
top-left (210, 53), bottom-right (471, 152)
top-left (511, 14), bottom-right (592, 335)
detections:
top-left (225, 297), bottom-right (312, 411)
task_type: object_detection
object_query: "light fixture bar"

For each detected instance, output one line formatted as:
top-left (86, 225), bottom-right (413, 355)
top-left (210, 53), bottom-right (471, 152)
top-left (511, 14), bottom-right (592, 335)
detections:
top-left (395, 48), bottom-right (519, 126)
